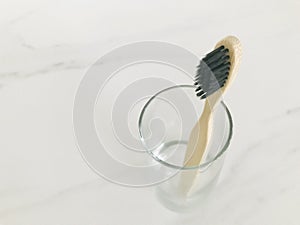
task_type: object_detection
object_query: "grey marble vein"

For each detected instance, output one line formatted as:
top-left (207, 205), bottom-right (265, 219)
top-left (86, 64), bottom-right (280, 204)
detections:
top-left (0, 60), bottom-right (85, 80)
top-left (0, 179), bottom-right (105, 218)
top-left (286, 106), bottom-right (300, 115)
top-left (9, 10), bottom-right (36, 25)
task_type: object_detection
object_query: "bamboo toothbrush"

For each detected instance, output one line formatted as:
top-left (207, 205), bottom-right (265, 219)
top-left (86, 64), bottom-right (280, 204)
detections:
top-left (180, 36), bottom-right (242, 196)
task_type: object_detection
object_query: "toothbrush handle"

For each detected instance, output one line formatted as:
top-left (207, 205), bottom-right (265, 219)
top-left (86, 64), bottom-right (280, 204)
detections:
top-left (185, 108), bottom-right (212, 166)
top-left (180, 101), bottom-right (213, 196)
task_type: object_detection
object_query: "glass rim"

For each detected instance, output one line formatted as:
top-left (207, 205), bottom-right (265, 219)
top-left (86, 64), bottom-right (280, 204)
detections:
top-left (138, 84), bottom-right (233, 170)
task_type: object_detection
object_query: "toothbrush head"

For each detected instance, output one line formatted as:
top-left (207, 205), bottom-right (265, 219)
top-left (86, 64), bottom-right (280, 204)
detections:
top-left (194, 36), bottom-right (242, 99)
top-left (195, 45), bottom-right (230, 99)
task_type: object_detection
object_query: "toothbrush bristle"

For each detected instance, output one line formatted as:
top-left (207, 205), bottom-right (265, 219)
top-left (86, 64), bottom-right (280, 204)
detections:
top-left (195, 45), bottom-right (230, 99)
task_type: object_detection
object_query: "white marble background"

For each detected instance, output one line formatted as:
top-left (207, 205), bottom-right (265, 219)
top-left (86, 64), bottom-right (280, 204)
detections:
top-left (0, 0), bottom-right (300, 224)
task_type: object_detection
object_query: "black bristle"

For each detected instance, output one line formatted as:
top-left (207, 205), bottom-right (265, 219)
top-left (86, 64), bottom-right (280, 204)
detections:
top-left (203, 50), bottom-right (227, 65)
top-left (205, 45), bottom-right (224, 58)
top-left (211, 61), bottom-right (230, 71)
top-left (194, 45), bottom-right (231, 99)
top-left (195, 86), bottom-right (202, 92)
top-left (197, 90), bottom-right (205, 97)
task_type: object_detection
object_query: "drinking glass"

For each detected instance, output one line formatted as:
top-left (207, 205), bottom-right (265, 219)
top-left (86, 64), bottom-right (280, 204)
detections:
top-left (138, 85), bottom-right (233, 212)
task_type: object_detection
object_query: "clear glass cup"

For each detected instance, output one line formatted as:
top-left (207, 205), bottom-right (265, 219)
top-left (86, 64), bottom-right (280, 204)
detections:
top-left (138, 85), bottom-right (233, 212)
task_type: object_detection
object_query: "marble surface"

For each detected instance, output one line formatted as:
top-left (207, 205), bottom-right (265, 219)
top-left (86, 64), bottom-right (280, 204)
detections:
top-left (0, 0), bottom-right (300, 224)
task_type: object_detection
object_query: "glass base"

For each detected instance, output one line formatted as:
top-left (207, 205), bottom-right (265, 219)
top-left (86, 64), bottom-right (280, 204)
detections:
top-left (155, 172), bottom-right (220, 213)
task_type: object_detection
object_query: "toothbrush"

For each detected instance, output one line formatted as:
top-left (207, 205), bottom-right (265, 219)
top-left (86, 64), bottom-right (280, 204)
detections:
top-left (180, 36), bottom-right (242, 196)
